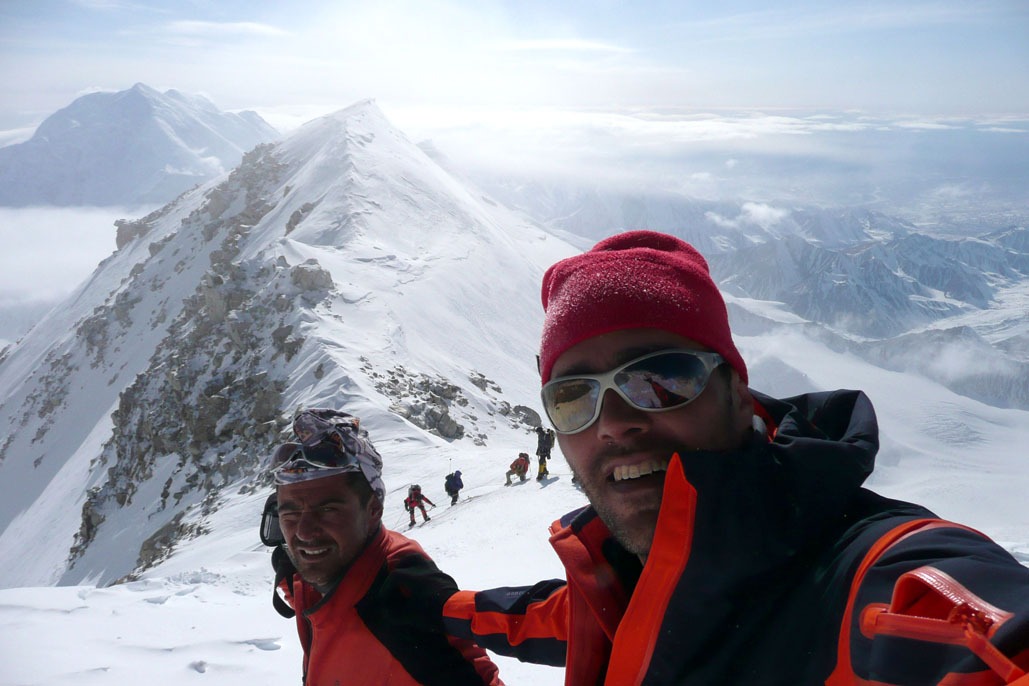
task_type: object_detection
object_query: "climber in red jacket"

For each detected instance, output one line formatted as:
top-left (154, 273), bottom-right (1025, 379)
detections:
top-left (504, 453), bottom-right (531, 485)
top-left (404, 484), bottom-right (434, 527)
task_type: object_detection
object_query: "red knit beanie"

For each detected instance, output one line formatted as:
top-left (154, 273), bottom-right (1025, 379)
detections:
top-left (539, 230), bottom-right (747, 384)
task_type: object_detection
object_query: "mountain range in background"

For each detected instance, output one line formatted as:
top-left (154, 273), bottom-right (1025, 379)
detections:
top-left (0, 93), bottom-right (1026, 601)
top-left (470, 179), bottom-right (1029, 409)
top-left (0, 100), bottom-right (572, 588)
top-left (0, 83), bottom-right (280, 207)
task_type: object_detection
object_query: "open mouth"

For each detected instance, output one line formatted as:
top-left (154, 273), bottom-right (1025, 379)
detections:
top-left (610, 459), bottom-right (669, 483)
top-left (297, 545), bottom-right (331, 560)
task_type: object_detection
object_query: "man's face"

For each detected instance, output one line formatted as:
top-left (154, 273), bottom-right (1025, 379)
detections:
top-left (277, 474), bottom-right (382, 589)
top-left (551, 328), bottom-right (753, 560)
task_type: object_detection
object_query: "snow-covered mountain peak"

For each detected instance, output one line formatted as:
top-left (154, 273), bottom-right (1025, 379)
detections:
top-left (0, 84), bottom-right (280, 206)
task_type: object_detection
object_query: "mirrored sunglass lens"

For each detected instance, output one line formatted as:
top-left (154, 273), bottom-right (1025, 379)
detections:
top-left (615, 353), bottom-right (708, 409)
top-left (272, 443), bottom-right (303, 467)
top-left (272, 441), bottom-right (347, 471)
top-left (544, 378), bottom-right (601, 432)
top-left (299, 441), bottom-right (347, 468)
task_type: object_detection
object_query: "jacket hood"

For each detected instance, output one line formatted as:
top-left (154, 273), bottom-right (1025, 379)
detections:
top-left (669, 389), bottom-right (878, 585)
top-left (757, 388), bottom-right (878, 526)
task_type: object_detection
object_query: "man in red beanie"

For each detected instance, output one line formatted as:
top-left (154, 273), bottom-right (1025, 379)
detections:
top-left (439, 231), bottom-right (1029, 685)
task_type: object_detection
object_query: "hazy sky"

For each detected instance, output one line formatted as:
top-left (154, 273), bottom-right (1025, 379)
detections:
top-left (0, 0), bottom-right (1026, 321)
top-left (1, 0), bottom-right (1027, 135)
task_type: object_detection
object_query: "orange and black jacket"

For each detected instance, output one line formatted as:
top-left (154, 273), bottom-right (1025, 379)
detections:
top-left (443, 389), bottom-right (1029, 685)
top-left (277, 526), bottom-right (502, 686)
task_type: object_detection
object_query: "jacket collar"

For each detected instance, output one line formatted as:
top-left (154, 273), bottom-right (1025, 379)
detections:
top-left (551, 388), bottom-right (879, 599)
top-left (301, 524), bottom-right (387, 615)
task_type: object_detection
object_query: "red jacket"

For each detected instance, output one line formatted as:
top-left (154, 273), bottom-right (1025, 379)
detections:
top-left (444, 390), bottom-right (1029, 685)
top-left (281, 527), bottom-right (502, 686)
top-left (406, 491), bottom-right (435, 510)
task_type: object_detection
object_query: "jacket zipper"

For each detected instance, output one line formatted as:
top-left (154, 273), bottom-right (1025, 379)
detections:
top-left (859, 565), bottom-right (1025, 683)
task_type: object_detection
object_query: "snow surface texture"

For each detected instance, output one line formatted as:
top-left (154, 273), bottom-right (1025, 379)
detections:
top-left (0, 99), bottom-right (1026, 686)
top-left (0, 398), bottom-right (1026, 686)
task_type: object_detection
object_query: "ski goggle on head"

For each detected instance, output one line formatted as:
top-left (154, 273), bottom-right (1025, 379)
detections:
top-left (540, 349), bottom-right (725, 434)
top-left (270, 440), bottom-right (361, 485)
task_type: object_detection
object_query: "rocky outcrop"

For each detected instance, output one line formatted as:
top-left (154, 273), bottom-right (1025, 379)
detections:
top-left (369, 362), bottom-right (468, 440)
top-left (64, 144), bottom-right (320, 578)
top-left (286, 201), bottom-right (318, 234)
top-left (291, 260), bottom-right (334, 294)
top-left (362, 361), bottom-right (541, 445)
top-left (115, 218), bottom-right (151, 249)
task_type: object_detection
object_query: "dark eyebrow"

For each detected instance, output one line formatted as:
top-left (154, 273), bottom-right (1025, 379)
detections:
top-left (278, 495), bottom-right (348, 511)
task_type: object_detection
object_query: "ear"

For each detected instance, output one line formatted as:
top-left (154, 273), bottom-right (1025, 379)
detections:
top-left (367, 495), bottom-right (384, 531)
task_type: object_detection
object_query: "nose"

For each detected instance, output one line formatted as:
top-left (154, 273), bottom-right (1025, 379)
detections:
top-left (593, 388), bottom-right (649, 442)
top-left (294, 509), bottom-right (324, 541)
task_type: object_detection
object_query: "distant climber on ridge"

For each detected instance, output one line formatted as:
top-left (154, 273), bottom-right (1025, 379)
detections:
top-left (504, 453), bottom-right (531, 486)
top-left (445, 470), bottom-right (464, 505)
top-left (404, 484), bottom-right (434, 527)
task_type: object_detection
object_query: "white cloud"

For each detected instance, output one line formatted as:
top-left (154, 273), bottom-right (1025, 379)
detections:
top-left (0, 126), bottom-right (35, 146)
top-left (893, 120), bottom-right (960, 130)
top-left (495, 39), bottom-right (632, 54)
top-left (673, 3), bottom-right (1008, 43)
top-left (740, 202), bottom-right (789, 229)
top-left (0, 207), bottom-right (142, 304)
top-left (163, 20), bottom-right (290, 38)
top-left (705, 202), bottom-right (789, 230)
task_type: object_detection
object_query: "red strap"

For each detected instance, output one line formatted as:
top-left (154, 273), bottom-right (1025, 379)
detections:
top-left (827, 520), bottom-right (1007, 686)
top-left (827, 519), bottom-right (949, 686)
top-left (860, 566), bottom-right (1025, 683)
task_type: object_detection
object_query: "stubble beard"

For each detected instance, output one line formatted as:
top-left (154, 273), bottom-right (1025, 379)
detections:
top-left (572, 444), bottom-right (666, 559)
top-left (285, 543), bottom-right (342, 593)
top-left (572, 398), bottom-right (749, 560)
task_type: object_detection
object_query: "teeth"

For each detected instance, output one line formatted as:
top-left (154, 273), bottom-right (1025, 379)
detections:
top-left (613, 460), bottom-right (669, 482)
top-left (301, 547), bottom-right (329, 556)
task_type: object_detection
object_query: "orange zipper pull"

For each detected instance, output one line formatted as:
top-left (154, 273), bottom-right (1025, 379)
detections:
top-left (859, 566), bottom-right (1025, 683)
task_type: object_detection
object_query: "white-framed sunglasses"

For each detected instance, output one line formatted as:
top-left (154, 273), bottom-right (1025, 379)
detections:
top-left (541, 349), bottom-right (725, 434)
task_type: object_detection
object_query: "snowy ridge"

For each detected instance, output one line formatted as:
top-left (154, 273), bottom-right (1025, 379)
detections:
top-left (0, 100), bottom-right (576, 589)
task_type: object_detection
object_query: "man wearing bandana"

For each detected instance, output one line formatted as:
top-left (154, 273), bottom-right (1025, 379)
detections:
top-left (266, 408), bottom-right (502, 686)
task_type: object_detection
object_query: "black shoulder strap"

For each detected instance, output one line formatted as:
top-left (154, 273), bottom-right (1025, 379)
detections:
top-left (271, 544), bottom-right (297, 618)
